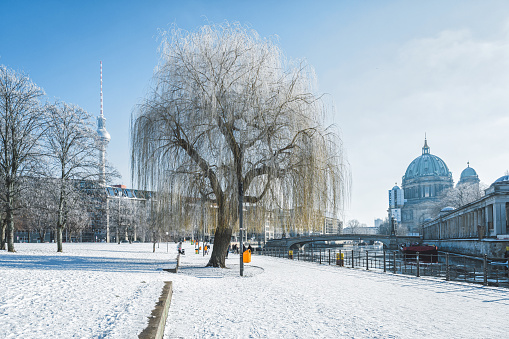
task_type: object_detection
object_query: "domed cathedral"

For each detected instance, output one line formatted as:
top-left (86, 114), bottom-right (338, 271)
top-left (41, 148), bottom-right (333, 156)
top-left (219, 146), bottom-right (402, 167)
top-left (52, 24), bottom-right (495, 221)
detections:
top-left (389, 139), bottom-right (454, 235)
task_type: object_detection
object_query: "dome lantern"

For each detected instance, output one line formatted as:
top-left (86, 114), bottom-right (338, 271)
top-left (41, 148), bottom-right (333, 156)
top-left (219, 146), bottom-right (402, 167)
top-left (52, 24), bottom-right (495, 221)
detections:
top-left (422, 138), bottom-right (430, 155)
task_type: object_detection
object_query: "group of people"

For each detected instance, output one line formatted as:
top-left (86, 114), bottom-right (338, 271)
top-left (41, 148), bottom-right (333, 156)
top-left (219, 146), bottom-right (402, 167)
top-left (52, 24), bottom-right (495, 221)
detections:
top-left (180, 240), bottom-right (256, 257)
top-left (178, 240), bottom-right (212, 255)
top-left (228, 243), bottom-right (253, 255)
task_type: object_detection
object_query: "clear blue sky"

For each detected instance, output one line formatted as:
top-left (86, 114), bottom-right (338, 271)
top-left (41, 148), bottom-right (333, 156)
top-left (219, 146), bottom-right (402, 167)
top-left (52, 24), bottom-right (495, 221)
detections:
top-left (2, 0), bottom-right (509, 225)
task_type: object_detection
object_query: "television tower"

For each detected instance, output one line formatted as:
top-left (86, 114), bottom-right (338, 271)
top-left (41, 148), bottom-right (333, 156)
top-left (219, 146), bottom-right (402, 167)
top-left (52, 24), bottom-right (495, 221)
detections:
top-left (97, 61), bottom-right (111, 186)
top-left (97, 61), bottom-right (111, 243)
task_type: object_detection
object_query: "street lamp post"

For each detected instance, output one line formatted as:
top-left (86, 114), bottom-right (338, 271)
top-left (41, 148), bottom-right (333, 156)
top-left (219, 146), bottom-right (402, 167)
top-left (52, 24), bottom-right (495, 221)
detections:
top-left (239, 182), bottom-right (244, 277)
top-left (202, 195), bottom-right (206, 257)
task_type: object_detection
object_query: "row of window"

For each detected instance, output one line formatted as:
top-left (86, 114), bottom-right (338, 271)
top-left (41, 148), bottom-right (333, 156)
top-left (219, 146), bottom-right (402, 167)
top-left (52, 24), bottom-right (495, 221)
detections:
top-left (404, 184), bottom-right (449, 199)
top-left (105, 187), bottom-right (152, 199)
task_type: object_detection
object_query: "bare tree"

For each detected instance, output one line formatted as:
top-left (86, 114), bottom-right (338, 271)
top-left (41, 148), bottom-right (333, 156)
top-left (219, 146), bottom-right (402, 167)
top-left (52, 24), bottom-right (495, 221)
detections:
top-left (19, 177), bottom-right (58, 242)
top-left (0, 65), bottom-right (46, 252)
top-left (43, 100), bottom-right (100, 252)
top-left (131, 23), bottom-right (349, 267)
top-left (346, 219), bottom-right (361, 234)
top-left (431, 182), bottom-right (486, 216)
top-left (65, 193), bottom-right (91, 242)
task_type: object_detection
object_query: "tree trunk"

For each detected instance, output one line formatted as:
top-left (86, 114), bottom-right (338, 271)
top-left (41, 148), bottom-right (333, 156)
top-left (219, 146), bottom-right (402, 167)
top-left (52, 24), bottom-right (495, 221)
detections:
top-left (6, 213), bottom-right (15, 252)
top-left (1, 218), bottom-right (6, 250)
top-left (57, 226), bottom-right (63, 252)
top-left (153, 231), bottom-right (156, 253)
top-left (207, 226), bottom-right (232, 268)
top-left (56, 183), bottom-right (65, 252)
top-left (38, 229), bottom-right (46, 243)
top-left (6, 180), bottom-right (15, 252)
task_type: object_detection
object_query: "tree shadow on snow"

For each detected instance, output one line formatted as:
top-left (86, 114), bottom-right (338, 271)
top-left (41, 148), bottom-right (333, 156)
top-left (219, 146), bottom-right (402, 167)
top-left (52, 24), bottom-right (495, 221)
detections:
top-left (0, 254), bottom-right (176, 273)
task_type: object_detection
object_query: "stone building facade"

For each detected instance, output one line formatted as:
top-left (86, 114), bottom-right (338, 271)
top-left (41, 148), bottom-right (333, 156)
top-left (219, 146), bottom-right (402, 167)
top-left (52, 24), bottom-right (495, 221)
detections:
top-left (422, 175), bottom-right (509, 257)
top-left (389, 139), bottom-right (454, 235)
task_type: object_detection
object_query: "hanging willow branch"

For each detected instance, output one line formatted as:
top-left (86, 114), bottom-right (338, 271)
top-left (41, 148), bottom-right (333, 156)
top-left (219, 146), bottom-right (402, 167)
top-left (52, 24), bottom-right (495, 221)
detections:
top-left (131, 22), bottom-right (350, 267)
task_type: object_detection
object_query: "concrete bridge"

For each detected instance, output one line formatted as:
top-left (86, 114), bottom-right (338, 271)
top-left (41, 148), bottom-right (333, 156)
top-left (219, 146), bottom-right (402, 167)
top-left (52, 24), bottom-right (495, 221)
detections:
top-left (264, 234), bottom-right (421, 250)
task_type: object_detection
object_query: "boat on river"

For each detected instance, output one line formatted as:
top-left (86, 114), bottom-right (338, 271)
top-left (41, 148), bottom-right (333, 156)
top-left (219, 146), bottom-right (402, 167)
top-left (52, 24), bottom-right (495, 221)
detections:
top-left (401, 243), bottom-right (438, 263)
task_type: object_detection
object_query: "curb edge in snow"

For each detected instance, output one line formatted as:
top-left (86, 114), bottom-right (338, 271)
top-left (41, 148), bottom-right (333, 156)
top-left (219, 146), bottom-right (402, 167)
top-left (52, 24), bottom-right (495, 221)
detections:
top-left (138, 281), bottom-right (173, 339)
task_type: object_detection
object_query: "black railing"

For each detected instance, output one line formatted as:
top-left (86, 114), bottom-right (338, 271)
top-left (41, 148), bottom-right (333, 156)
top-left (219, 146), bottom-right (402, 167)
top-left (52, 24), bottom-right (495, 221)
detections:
top-left (259, 248), bottom-right (509, 288)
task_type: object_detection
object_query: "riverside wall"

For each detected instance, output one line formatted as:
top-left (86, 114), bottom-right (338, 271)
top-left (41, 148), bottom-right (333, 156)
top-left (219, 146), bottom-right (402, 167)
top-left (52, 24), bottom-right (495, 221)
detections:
top-left (429, 238), bottom-right (509, 258)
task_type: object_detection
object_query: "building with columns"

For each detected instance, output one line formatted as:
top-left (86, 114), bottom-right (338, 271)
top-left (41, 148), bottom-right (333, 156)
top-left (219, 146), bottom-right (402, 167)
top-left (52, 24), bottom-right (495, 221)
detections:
top-left (422, 175), bottom-right (509, 257)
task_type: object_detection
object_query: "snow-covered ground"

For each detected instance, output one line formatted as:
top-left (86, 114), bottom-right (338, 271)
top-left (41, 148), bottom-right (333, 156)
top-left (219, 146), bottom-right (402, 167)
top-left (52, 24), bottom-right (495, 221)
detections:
top-left (0, 242), bottom-right (171, 338)
top-left (2, 242), bottom-right (509, 338)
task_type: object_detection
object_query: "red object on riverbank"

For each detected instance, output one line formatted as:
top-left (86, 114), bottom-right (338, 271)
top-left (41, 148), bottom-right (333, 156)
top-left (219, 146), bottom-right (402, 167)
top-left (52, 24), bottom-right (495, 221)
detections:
top-left (402, 244), bottom-right (438, 263)
top-left (403, 244), bottom-right (438, 255)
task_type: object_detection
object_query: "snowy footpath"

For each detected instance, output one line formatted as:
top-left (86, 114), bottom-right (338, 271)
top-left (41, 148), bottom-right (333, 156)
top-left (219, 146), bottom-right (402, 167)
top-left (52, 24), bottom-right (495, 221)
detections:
top-left (165, 244), bottom-right (509, 338)
top-left (1, 242), bottom-right (509, 338)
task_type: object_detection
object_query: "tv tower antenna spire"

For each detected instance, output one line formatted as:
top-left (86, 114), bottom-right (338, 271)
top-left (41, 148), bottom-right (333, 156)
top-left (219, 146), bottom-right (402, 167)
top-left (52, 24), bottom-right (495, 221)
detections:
top-left (100, 60), bottom-right (104, 117)
top-left (97, 61), bottom-right (111, 181)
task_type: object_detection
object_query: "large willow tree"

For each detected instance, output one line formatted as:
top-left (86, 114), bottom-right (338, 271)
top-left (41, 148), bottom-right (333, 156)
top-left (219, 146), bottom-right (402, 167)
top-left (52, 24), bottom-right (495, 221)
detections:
top-left (131, 23), bottom-right (349, 267)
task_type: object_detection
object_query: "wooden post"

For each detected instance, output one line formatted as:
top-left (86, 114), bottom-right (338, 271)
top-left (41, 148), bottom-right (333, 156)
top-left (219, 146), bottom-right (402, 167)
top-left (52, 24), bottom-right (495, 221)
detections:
top-left (366, 251), bottom-right (369, 270)
top-left (351, 249), bottom-right (355, 268)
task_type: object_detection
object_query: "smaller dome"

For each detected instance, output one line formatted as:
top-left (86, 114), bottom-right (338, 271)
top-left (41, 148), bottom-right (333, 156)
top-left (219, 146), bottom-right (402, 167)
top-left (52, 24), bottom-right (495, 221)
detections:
top-left (460, 166), bottom-right (477, 179)
top-left (458, 162), bottom-right (479, 187)
top-left (441, 206), bottom-right (456, 212)
top-left (392, 185), bottom-right (400, 190)
top-left (494, 175), bottom-right (509, 184)
top-left (424, 217), bottom-right (433, 222)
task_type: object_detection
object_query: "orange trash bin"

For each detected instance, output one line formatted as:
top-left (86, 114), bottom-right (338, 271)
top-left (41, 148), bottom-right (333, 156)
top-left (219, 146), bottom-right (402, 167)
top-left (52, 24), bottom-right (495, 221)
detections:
top-left (243, 249), bottom-right (251, 263)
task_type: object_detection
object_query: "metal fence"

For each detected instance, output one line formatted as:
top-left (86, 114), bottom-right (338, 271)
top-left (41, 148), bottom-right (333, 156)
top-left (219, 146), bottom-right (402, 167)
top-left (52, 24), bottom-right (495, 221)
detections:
top-left (260, 248), bottom-right (509, 288)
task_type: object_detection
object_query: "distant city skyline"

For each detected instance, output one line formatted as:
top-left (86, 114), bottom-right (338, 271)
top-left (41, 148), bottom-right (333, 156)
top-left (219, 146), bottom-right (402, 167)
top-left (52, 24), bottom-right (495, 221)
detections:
top-left (2, 0), bottom-right (509, 226)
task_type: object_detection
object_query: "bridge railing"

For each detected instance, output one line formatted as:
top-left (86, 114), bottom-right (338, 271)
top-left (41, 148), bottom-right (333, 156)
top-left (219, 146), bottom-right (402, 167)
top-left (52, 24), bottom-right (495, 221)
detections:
top-left (259, 248), bottom-right (509, 288)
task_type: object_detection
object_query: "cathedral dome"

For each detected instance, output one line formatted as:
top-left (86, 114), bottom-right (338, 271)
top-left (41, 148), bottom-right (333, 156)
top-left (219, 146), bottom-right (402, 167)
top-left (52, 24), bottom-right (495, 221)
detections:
top-left (403, 139), bottom-right (451, 180)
